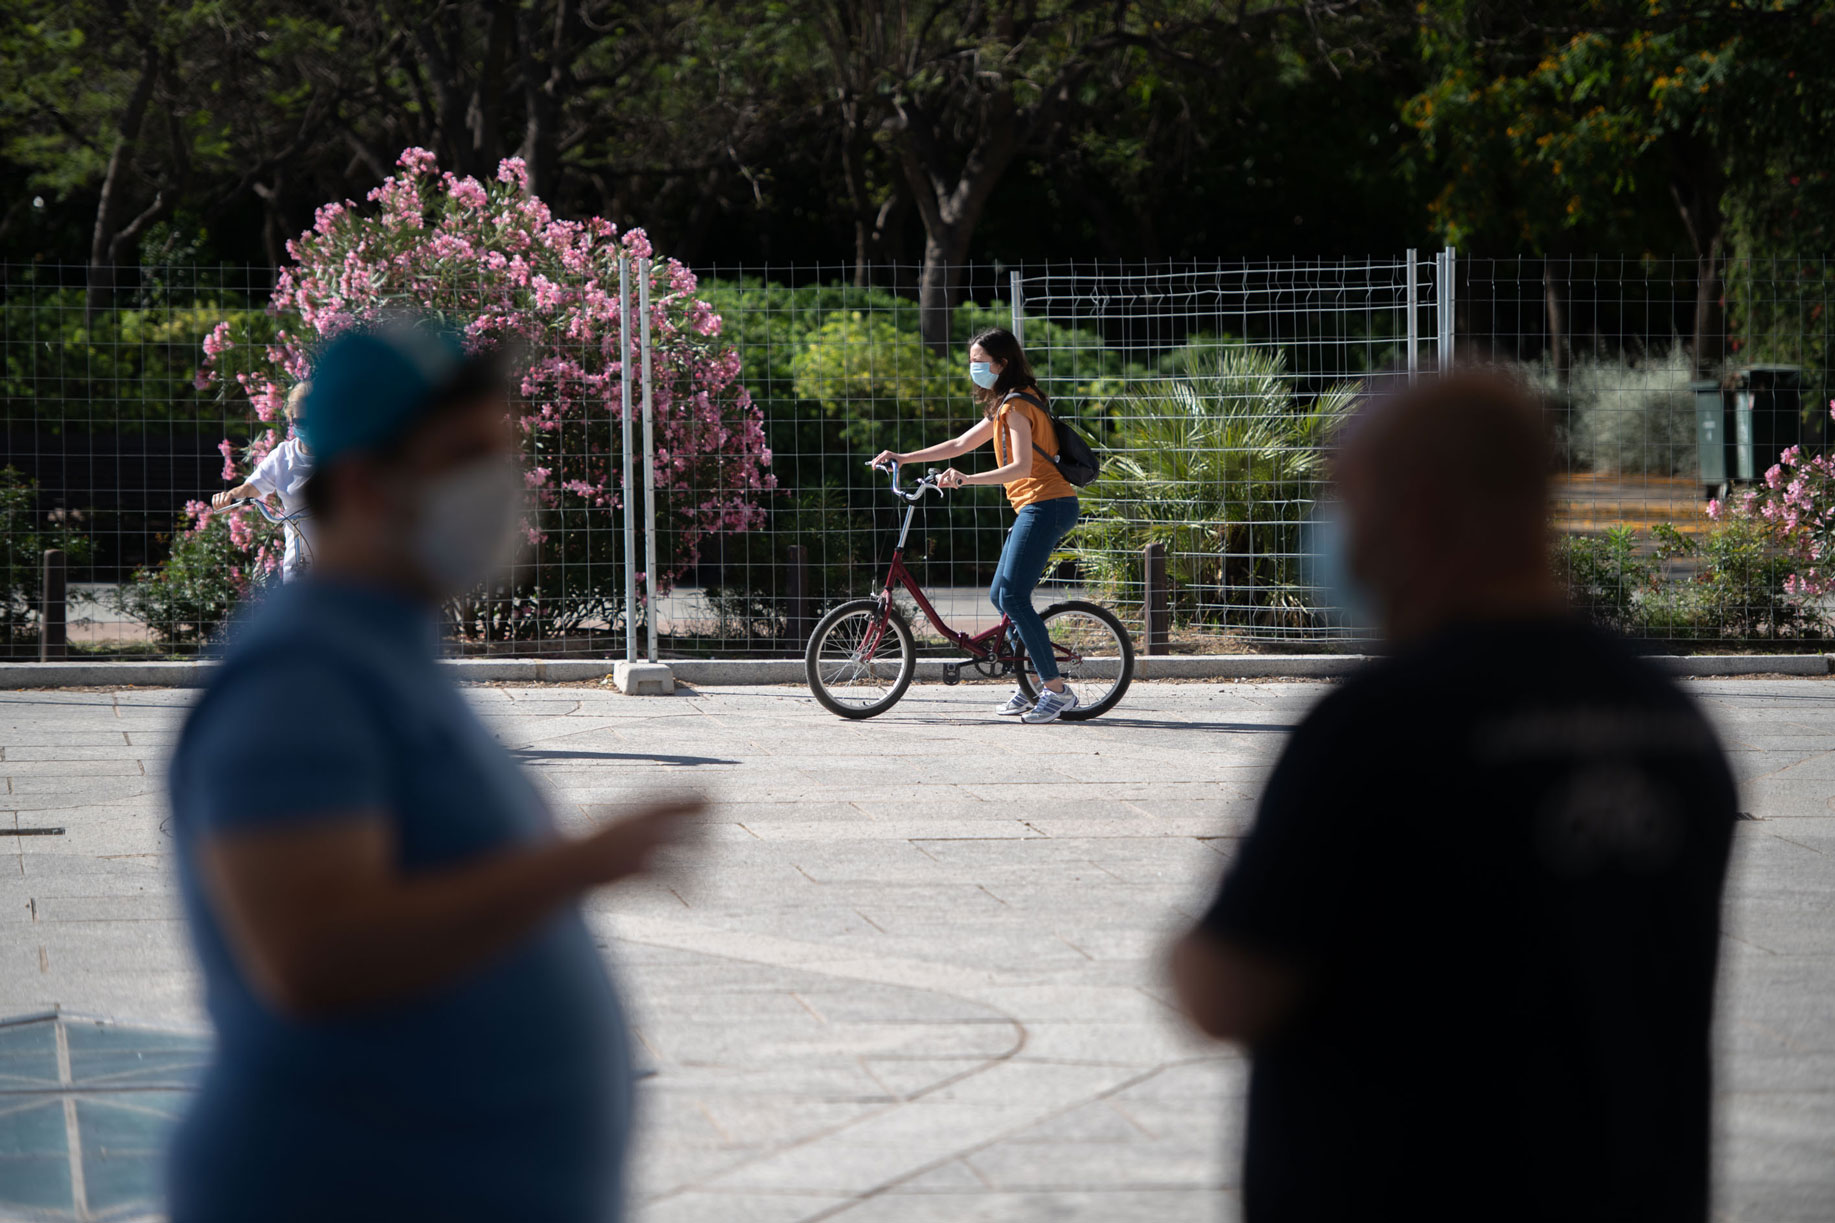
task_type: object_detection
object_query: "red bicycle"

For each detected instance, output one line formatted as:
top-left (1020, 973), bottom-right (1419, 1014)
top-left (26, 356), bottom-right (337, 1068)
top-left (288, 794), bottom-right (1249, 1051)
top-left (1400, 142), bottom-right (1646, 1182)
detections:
top-left (804, 461), bottom-right (1134, 720)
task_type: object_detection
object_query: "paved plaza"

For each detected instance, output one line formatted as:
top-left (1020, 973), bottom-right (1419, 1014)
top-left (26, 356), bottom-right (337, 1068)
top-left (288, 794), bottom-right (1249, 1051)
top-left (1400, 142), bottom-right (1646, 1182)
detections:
top-left (1, 677), bottom-right (1831, 1221)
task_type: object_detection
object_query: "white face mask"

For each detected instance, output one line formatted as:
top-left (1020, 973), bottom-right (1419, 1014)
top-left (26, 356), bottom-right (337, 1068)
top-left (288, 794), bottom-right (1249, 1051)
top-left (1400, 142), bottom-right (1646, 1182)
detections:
top-left (1303, 500), bottom-right (1378, 631)
top-left (409, 457), bottom-right (525, 594)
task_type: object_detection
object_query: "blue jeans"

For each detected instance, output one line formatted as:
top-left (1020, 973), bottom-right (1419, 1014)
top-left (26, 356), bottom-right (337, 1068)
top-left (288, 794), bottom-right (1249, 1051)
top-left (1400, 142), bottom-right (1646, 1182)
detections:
top-left (990, 496), bottom-right (1079, 683)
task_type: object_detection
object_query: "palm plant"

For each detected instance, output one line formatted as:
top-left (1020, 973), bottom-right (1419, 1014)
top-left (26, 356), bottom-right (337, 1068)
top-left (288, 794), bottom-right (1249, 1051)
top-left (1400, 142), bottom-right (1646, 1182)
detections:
top-left (1065, 347), bottom-right (1358, 632)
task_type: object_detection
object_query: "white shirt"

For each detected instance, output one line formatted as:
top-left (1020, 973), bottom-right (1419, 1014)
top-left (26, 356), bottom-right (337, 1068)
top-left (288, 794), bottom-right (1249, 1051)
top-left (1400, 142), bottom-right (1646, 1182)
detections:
top-left (247, 437), bottom-right (316, 579)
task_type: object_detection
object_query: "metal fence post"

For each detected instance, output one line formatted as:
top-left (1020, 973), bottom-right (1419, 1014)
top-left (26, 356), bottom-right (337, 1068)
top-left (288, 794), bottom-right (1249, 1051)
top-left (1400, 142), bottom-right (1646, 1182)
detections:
top-left (40, 549), bottom-right (66, 661)
top-left (1405, 249), bottom-right (1419, 382)
top-left (638, 257), bottom-right (661, 664)
top-left (619, 256), bottom-right (637, 664)
top-left (1009, 270), bottom-right (1024, 345)
top-left (1143, 542), bottom-right (1169, 656)
top-left (786, 544), bottom-right (811, 649)
top-left (1436, 246), bottom-right (1457, 373)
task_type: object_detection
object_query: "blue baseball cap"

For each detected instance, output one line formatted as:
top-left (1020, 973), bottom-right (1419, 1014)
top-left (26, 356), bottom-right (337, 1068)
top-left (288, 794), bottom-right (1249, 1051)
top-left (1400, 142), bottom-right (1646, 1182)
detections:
top-left (298, 322), bottom-right (469, 463)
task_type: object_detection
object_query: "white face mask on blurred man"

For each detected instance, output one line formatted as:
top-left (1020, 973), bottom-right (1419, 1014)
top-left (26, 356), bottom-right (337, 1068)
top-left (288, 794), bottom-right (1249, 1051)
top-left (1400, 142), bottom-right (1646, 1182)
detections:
top-left (406, 456), bottom-right (525, 595)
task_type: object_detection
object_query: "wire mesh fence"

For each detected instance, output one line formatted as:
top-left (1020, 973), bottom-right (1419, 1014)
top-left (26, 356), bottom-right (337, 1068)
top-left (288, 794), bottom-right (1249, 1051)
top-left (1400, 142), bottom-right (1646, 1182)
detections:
top-left (4, 251), bottom-right (1834, 662)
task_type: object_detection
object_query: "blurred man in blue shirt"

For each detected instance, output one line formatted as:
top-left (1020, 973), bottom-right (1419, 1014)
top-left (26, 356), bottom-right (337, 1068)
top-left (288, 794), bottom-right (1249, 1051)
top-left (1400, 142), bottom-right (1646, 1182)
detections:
top-left (166, 323), bottom-right (700, 1222)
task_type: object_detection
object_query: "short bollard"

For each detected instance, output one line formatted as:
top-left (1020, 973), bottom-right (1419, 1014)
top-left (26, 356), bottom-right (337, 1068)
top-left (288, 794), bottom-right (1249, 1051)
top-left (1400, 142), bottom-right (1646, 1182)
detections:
top-left (786, 544), bottom-right (812, 649)
top-left (40, 548), bottom-right (67, 661)
top-left (1143, 541), bottom-right (1169, 656)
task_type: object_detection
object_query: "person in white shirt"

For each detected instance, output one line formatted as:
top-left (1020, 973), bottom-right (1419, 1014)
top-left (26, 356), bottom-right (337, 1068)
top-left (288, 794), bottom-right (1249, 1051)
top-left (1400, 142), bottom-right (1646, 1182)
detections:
top-left (213, 383), bottom-right (317, 581)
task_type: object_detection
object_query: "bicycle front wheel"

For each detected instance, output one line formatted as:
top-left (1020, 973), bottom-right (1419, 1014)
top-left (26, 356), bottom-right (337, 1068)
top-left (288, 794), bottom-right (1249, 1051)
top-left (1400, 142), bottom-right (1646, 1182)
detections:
top-left (805, 598), bottom-right (917, 719)
top-left (1014, 600), bottom-right (1135, 720)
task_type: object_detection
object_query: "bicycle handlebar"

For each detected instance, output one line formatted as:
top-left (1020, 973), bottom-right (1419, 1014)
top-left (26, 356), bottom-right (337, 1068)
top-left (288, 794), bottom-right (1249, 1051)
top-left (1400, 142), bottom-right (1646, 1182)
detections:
top-left (871, 459), bottom-right (943, 503)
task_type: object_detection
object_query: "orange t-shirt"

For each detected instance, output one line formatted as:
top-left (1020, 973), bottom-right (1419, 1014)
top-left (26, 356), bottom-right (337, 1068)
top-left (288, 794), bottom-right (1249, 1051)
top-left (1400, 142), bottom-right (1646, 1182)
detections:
top-left (992, 391), bottom-right (1079, 510)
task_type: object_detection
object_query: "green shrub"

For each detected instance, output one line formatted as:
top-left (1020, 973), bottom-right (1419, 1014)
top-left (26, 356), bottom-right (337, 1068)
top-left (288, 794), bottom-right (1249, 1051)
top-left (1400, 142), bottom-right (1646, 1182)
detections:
top-left (1067, 346), bottom-right (1358, 631)
top-left (113, 515), bottom-right (252, 645)
top-left (1558, 519), bottom-right (1824, 643)
top-left (1645, 519), bottom-right (1824, 641)
top-left (1556, 526), bottom-right (1658, 633)
top-left (1534, 347), bottom-right (1697, 476)
top-left (789, 310), bottom-right (959, 452)
top-left (0, 467), bottom-right (93, 653)
top-left (0, 284), bottom-right (269, 431)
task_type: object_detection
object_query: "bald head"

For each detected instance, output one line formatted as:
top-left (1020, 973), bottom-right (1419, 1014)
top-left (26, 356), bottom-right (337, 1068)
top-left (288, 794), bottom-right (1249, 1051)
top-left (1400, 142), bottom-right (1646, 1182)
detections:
top-left (1335, 371), bottom-right (1562, 641)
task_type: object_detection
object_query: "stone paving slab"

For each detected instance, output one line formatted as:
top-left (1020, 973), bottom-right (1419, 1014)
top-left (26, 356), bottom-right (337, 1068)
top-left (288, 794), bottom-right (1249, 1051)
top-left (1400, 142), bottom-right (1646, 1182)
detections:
top-left (0, 679), bottom-right (1831, 1221)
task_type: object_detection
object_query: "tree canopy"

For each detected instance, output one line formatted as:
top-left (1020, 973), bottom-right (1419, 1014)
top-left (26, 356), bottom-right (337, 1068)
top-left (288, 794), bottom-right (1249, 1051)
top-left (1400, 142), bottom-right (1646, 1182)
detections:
top-left (3, 0), bottom-right (1830, 345)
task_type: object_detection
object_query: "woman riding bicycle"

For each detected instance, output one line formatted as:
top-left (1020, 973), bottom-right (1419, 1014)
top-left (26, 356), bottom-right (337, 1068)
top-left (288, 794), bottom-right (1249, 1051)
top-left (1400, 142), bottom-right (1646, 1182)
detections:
top-left (212, 381), bottom-right (316, 581)
top-left (871, 328), bottom-right (1080, 724)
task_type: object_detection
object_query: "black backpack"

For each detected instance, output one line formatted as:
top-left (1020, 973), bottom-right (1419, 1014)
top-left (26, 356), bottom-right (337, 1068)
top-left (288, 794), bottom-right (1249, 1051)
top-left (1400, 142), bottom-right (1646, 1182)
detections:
top-left (1009, 390), bottom-right (1101, 487)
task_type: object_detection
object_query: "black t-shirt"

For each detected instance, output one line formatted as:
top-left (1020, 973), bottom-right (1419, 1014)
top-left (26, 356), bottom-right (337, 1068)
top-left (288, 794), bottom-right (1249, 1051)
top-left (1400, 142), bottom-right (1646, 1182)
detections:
top-left (1201, 618), bottom-right (1736, 1223)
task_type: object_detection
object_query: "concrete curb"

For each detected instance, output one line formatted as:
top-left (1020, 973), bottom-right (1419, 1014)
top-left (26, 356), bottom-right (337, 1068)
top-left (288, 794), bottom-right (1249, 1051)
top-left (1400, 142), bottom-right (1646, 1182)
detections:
top-left (1646, 653), bottom-right (1830, 676)
top-left (4, 652), bottom-right (1830, 689)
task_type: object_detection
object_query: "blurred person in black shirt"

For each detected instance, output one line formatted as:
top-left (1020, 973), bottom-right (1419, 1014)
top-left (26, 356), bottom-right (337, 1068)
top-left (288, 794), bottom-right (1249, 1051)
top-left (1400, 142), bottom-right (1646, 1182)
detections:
top-left (1171, 372), bottom-right (1737, 1223)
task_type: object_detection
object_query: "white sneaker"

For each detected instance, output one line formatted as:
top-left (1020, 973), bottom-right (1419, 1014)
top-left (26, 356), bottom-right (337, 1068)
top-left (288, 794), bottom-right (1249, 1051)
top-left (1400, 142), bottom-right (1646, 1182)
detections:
top-left (1021, 687), bottom-right (1079, 724)
top-left (995, 690), bottom-right (1032, 716)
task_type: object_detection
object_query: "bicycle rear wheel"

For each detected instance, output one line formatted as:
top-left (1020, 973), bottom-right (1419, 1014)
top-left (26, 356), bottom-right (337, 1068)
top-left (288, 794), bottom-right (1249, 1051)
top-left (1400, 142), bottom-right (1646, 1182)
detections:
top-left (805, 598), bottom-right (917, 719)
top-left (1014, 600), bottom-right (1135, 720)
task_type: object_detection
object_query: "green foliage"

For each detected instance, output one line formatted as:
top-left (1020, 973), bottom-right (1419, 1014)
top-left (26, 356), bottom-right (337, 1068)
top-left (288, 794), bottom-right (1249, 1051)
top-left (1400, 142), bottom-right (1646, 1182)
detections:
top-left (0, 2), bottom-right (1430, 296)
top-left (1533, 346), bottom-right (1697, 476)
top-left (0, 283), bottom-right (269, 431)
top-left (0, 467), bottom-right (92, 653)
top-left (790, 311), bottom-right (959, 451)
top-left (1556, 525), bottom-right (1655, 634)
top-left (111, 514), bottom-right (249, 646)
top-left (1646, 519), bottom-right (1822, 642)
top-left (1405, 15), bottom-right (1693, 254)
top-left (1067, 347), bottom-right (1357, 631)
top-left (1558, 519), bottom-right (1823, 644)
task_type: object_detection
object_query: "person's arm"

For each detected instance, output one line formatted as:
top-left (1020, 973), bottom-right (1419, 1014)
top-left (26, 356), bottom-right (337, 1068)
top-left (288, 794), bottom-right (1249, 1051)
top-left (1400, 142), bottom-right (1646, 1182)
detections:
top-left (872, 418), bottom-right (994, 468)
top-left (1170, 693), bottom-right (1366, 1046)
top-left (1170, 927), bottom-right (1305, 1044)
top-left (195, 796), bottom-right (702, 1018)
top-left (211, 481), bottom-right (260, 509)
top-left (940, 410), bottom-right (1030, 488)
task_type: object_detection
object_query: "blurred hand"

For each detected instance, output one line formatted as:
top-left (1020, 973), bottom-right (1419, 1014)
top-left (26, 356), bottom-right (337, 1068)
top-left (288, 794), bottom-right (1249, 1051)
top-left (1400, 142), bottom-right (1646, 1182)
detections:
top-left (573, 795), bottom-right (707, 887)
top-left (211, 490), bottom-right (240, 509)
top-left (869, 451), bottom-right (902, 469)
top-left (937, 467), bottom-right (969, 489)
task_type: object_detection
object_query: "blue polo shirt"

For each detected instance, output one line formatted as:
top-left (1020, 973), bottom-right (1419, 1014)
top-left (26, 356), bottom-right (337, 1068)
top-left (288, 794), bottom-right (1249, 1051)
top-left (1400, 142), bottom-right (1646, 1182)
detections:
top-left (165, 580), bottom-right (633, 1222)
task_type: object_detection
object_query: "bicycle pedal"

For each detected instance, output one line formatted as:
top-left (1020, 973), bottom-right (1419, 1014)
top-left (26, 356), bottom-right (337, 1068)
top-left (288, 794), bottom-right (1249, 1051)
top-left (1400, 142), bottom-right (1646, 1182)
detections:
top-left (941, 663), bottom-right (960, 686)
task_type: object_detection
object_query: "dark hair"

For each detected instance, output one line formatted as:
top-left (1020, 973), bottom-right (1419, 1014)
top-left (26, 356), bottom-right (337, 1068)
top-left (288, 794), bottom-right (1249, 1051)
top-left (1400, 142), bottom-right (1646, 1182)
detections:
top-left (969, 328), bottom-right (1040, 418)
top-left (302, 350), bottom-right (510, 518)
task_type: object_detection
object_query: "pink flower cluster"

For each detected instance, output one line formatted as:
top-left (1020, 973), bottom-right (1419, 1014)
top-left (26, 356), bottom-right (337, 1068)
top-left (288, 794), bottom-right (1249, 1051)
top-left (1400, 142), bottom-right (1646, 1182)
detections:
top-left (1713, 400), bottom-right (1835, 598)
top-left (194, 145), bottom-right (775, 617)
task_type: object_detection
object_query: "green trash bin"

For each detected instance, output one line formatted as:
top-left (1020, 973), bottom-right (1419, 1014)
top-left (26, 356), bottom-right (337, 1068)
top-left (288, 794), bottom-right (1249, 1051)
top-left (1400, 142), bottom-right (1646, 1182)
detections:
top-left (1736, 365), bottom-right (1805, 476)
top-left (1692, 380), bottom-right (1728, 498)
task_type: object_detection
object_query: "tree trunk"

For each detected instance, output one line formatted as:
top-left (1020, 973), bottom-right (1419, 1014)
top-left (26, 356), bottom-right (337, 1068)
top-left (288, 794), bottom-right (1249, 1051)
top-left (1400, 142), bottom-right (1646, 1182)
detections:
top-left (1544, 257), bottom-right (1569, 388)
top-left (87, 48), bottom-right (160, 316)
top-left (896, 130), bottom-right (1014, 350)
top-left (917, 228), bottom-right (969, 353)
top-left (515, 0), bottom-right (569, 200)
top-left (1667, 136), bottom-right (1728, 380)
top-left (469, 0), bottom-right (515, 174)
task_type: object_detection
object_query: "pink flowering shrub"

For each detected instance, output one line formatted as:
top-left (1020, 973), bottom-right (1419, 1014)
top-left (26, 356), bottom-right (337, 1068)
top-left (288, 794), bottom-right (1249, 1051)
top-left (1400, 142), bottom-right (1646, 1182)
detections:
top-left (1707, 399), bottom-right (1835, 599)
top-left (168, 146), bottom-right (773, 642)
top-left (1558, 399), bottom-right (1835, 644)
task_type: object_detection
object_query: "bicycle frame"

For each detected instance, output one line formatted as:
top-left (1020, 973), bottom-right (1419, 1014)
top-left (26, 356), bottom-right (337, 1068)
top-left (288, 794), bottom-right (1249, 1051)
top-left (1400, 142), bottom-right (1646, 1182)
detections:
top-left (868, 463), bottom-right (1015, 662)
top-left (226, 497), bottom-right (314, 570)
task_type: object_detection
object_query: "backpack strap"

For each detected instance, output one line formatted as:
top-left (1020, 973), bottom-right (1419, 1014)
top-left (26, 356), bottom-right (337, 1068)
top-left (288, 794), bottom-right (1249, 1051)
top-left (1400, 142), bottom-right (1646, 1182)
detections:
top-left (1006, 389), bottom-right (1052, 416)
top-left (1001, 389), bottom-right (1061, 467)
